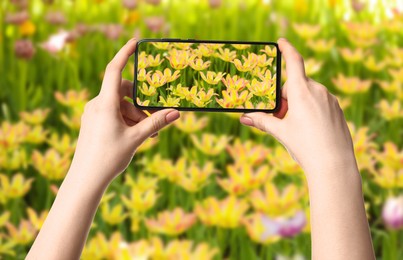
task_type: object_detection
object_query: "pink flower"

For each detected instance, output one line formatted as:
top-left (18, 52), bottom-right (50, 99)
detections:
top-left (145, 16), bottom-right (165, 33)
top-left (14, 39), bottom-right (35, 59)
top-left (144, 0), bottom-right (161, 5)
top-left (99, 24), bottom-right (124, 40)
top-left (10, 0), bottom-right (28, 9)
top-left (5, 11), bottom-right (29, 25)
top-left (45, 11), bottom-right (67, 25)
top-left (209, 0), bottom-right (222, 8)
top-left (122, 0), bottom-right (138, 9)
top-left (261, 211), bottom-right (306, 239)
top-left (40, 31), bottom-right (69, 54)
top-left (382, 196), bottom-right (403, 230)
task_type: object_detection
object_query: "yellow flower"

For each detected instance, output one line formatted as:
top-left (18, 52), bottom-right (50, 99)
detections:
top-left (24, 125), bottom-right (48, 144)
top-left (200, 71), bottom-right (225, 85)
top-left (19, 108), bottom-right (50, 125)
top-left (82, 232), bottom-right (122, 260)
top-left (31, 148), bottom-right (71, 180)
top-left (195, 196), bottom-right (249, 228)
top-left (187, 87), bottom-right (216, 107)
top-left (101, 203), bottom-right (127, 225)
top-left (141, 154), bottom-right (173, 179)
top-left (146, 70), bottom-right (167, 88)
top-left (271, 145), bottom-right (302, 175)
top-left (177, 161), bottom-right (217, 192)
top-left (139, 82), bottom-right (157, 96)
top-left (0, 211), bottom-right (10, 227)
top-left (159, 95), bottom-right (180, 107)
top-left (244, 100), bottom-right (275, 110)
top-left (166, 49), bottom-right (191, 69)
top-left (0, 148), bottom-right (28, 170)
top-left (136, 97), bottom-right (150, 106)
top-left (332, 74), bottom-right (372, 94)
top-left (26, 208), bottom-right (48, 230)
top-left (304, 58), bottom-right (322, 76)
top-left (343, 22), bottom-right (378, 48)
top-left (260, 45), bottom-right (277, 57)
top-left (0, 173), bottom-right (33, 199)
top-left (364, 56), bottom-right (386, 72)
top-left (0, 234), bottom-right (15, 257)
top-left (124, 174), bottom-right (159, 192)
top-left (137, 51), bottom-right (149, 69)
top-left (216, 89), bottom-right (252, 108)
top-left (145, 207), bottom-right (197, 236)
top-left (378, 80), bottom-right (401, 94)
top-left (0, 121), bottom-right (29, 150)
top-left (172, 42), bottom-right (193, 50)
top-left (137, 68), bottom-right (149, 81)
top-left (249, 182), bottom-right (304, 217)
top-left (257, 54), bottom-right (273, 67)
top-left (217, 164), bottom-right (274, 195)
top-left (121, 188), bottom-right (159, 213)
top-left (60, 108), bottom-right (82, 130)
top-left (338, 47), bottom-right (365, 63)
top-left (373, 142), bottom-right (403, 170)
top-left (377, 99), bottom-right (403, 121)
top-left (174, 112), bottom-right (209, 134)
top-left (292, 23), bottom-right (321, 39)
top-left (227, 139), bottom-right (271, 167)
top-left (337, 96), bottom-right (351, 110)
top-left (246, 78), bottom-right (275, 97)
top-left (6, 220), bottom-right (36, 245)
top-left (389, 67), bottom-right (403, 82)
top-left (307, 38), bottom-right (335, 53)
top-left (242, 213), bottom-right (281, 245)
top-left (232, 53), bottom-right (258, 72)
top-left (221, 74), bottom-right (249, 91)
top-left (193, 44), bottom-right (215, 57)
top-left (232, 44), bottom-right (251, 50)
top-left (372, 166), bottom-right (403, 189)
top-left (147, 54), bottom-right (163, 67)
top-left (47, 132), bottom-right (76, 155)
top-left (215, 48), bottom-right (237, 62)
top-left (191, 133), bottom-right (232, 156)
top-left (19, 20), bottom-right (36, 36)
top-left (189, 55), bottom-right (211, 71)
top-left (151, 42), bottom-right (170, 49)
top-left (348, 123), bottom-right (377, 173)
top-left (55, 89), bottom-right (89, 108)
top-left (163, 68), bottom-right (181, 82)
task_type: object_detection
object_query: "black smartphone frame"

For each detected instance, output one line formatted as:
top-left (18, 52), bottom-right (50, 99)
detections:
top-left (133, 38), bottom-right (282, 113)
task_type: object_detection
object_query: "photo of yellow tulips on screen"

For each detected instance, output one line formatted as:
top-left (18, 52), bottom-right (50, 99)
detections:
top-left (134, 40), bottom-right (279, 111)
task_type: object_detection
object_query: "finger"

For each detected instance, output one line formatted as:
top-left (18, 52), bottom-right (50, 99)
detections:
top-left (240, 112), bottom-right (284, 140)
top-left (100, 38), bottom-right (137, 103)
top-left (131, 109), bottom-right (180, 142)
top-left (273, 97), bottom-right (288, 119)
top-left (121, 79), bottom-right (134, 100)
top-left (277, 38), bottom-right (306, 81)
top-left (120, 99), bottom-right (148, 123)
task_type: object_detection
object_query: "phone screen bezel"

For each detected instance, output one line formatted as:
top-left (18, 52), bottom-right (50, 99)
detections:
top-left (133, 38), bottom-right (282, 113)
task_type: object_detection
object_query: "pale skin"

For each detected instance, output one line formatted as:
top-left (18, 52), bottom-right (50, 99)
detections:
top-left (27, 38), bottom-right (375, 259)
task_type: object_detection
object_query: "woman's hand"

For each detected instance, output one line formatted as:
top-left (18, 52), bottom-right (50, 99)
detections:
top-left (240, 38), bottom-right (355, 176)
top-left (71, 38), bottom-right (180, 186)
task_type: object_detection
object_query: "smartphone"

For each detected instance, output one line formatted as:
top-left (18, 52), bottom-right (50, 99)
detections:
top-left (133, 38), bottom-right (281, 113)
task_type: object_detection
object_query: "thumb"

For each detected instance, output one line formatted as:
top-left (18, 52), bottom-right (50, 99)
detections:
top-left (132, 109), bottom-right (180, 143)
top-left (240, 112), bottom-right (284, 140)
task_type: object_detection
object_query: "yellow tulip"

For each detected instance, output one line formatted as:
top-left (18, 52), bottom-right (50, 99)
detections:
top-left (332, 74), bottom-right (372, 94)
top-left (372, 166), bottom-right (403, 189)
top-left (177, 161), bottom-right (217, 192)
top-left (0, 121), bottom-right (29, 150)
top-left (172, 42), bottom-right (193, 50)
top-left (373, 142), bottom-right (403, 170)
top-left (200, 71), bottom-right (225, 85)
top-left (139, 82), bottom-right (157, 96)
top-left (195, 196), bottom-right (249, 228)
top-left (188, 55), bottom-right (211, 71)
top-left (232, 44), bottom-right (251, 50)
top-left (249, 182), bottom-right (304, 217)
top-left (26, 208), bottom-right (48, 230)
top-left (6, 220), bottom-right (36, 245)
top-left (47, 132), bottom-right (76, 155)
top-left (31, 148), bottom-right (71, 180)
top-left (217, 164), bottom-right (274, 195)
top-left (0, 211), bottom-right (10, 227)
top-left (145, 207), bottom-right (197, 236)
top-left (147, 54), bottom-right (163, 67)
top-left (0, 173), bottom-right (33, 199)
top-left (215, 48), bottom-right (237, 62)
top-left (137, 51), bottom-right (149, 69)
top-left (307, 38), bottom-right (335, 53)
top-left (124, 174), bottom-right (159, 192)
top-left (216, 89), bottom-right (252, 108)
top-left (292, 23), bottom-right (321, 39)
top-left (271, 145), bottom-right (302, 175)
top-left (174, 112), bottom-right (209, 134)
top-left (146, 70), bottom-right (167, 88)
top-left (193, 44), bottom-right (215, 57)
top-left (304, 58), bottom-right (322, 76)
top-left (54, 89), bottom-right (89, 108)
top-left (159, 95), bottom-right (180, 107)
top-left (242, 213), bottom-right (281, 245)
top-left (166, 49), bottom-right (191, 69)
top-left (221, 74), bottom-right (249, 91)
top-left (190, 133), bottom-right (232, 156)
top-left (0, 148), bottom-right (28, 170)
top-left (151, 42), bottom-right (170, 49)
top-left (19, 108), bottom-right (50, 125)
top-left (377, 99), bottom-right (403, 121)
top-left (137, 68), bottom-right (149, 81)
top-left (260, 45), bottom-right (277, 57)
top-left (232, 53), bottom-right (258, 72)
top-left (227, 139), bottom-right (271, 167)
top-left (163, 68), bottom-right (180, 82)
top-left (19, 20), bottom-right (36, 36)
top-left (100, 203), bottom-right (127, 225)
top-left (136, 97), bottom-right (150, 107)
top-left (257, 54), bottom-right (273, 67)
top-left (364, 56), bottom-right (386, 72)
top-left (24, 125), bottom-right (48, 144)
top-left (246, 78), bottom-right (275, 97)
top-left (121, 188), bottom-right (159, 213)
top-left (338, 47), bottom-right (365, 63)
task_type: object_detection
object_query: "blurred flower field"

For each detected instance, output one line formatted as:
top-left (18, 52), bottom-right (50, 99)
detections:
top-left (1, 0), bottom-right (403, 259)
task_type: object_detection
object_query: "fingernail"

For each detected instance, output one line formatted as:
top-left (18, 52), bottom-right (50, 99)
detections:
top-left (240, 116), bottom-right (254, 126)
top-left (165, 110), bottom-right (180, 123)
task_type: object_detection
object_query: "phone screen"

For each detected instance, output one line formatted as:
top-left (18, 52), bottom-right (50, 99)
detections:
top-left (134, 39), bottom-right (281, 112)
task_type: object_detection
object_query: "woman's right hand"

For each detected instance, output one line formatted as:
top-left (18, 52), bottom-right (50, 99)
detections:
top-left (240, 38), bottom-right (357, 175)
